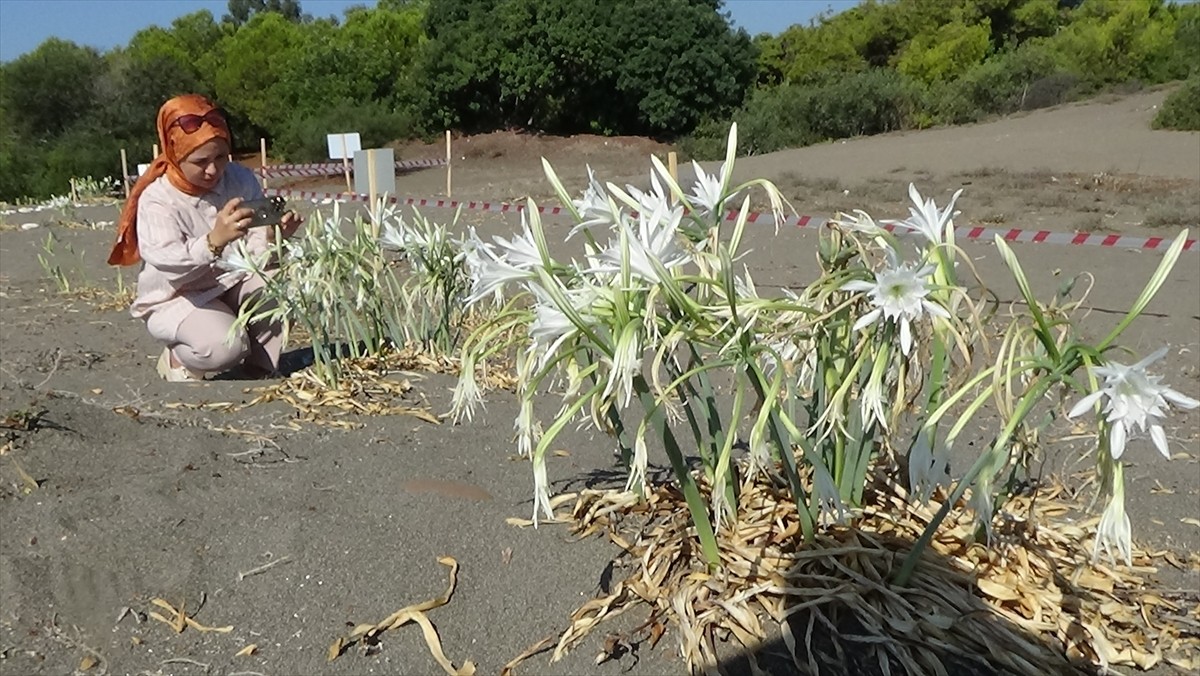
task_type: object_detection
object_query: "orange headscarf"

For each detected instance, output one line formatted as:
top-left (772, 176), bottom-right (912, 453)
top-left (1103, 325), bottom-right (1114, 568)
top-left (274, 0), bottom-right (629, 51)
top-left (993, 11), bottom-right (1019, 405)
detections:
top-left (107, 94), bottom-right (232, 266)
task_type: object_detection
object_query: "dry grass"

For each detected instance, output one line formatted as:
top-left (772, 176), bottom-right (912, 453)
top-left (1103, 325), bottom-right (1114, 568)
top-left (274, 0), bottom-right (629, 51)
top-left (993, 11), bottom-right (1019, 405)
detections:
top-left (1072, 213), bottom-right (1105, 233)
top-left (523, 464), bottom-right (1199, 675)
top-left (1143, 198), bottom-right (1199, 229)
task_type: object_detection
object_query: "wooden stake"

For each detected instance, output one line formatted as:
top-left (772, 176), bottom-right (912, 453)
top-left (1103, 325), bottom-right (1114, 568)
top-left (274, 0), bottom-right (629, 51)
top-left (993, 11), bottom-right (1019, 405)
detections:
top-left (69, 178), bottom-right (78, 203)
top-left (367, 149), bottom-right (378, 210)
top-left (152, 143), bottom-right (159, 158)
top-left (341, 133), bottom-right (352, 194)
top-left (119, 148), bottom-right (131, 199)
top-left (259, 137), bottom-right (269, 190)
top-left (445, 130), bottom-right (452, 198)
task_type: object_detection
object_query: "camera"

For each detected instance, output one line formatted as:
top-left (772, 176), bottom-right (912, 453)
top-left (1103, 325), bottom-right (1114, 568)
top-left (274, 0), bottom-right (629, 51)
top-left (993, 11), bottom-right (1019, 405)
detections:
top-left (242, 196), bottom-right (287, 228)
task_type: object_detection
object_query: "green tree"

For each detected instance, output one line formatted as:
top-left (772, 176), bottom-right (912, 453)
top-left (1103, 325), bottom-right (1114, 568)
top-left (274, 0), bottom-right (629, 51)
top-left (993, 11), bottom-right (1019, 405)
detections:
top-left (100, 12), bottom-right (225, 136)
top-left (1171, 2), bottom-right (1200, 77)
top-left (209, 12), bottom-right (304, 133)
top-left (492, 0), bottom-right (624, 133)
top-left (0, 39), bottom-right (104, 138)
top-left (412, 0), bottom-right (504, 132)
top-left (226, 0), bottom-right (303, 26)
top-left (415, 0), bottom-right (754, 135)
top-left (896, 19), bottom-right (993, 84)
top-left (1046, 0), bottom-right (1178, 87)
top-left (611, 0), bottom-right (756, 134)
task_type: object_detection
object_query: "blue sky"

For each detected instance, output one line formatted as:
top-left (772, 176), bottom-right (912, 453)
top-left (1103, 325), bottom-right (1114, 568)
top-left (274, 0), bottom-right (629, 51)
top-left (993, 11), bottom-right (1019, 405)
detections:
top-left (0, 0), bottom-right (861, 62)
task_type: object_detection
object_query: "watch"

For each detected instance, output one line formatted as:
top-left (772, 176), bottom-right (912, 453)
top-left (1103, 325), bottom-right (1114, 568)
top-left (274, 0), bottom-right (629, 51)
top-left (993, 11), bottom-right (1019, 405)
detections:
top-left (206, 233), bottom-right (226, 257)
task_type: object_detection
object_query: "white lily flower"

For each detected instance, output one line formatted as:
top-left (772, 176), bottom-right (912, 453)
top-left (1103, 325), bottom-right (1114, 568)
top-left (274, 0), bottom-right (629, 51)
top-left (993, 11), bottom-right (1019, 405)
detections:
top-left (462, 227), bottom-right (538, 304)
top-left (378, 220), bottom-right (409, 252)
top-left (968, 474), bottom-right (995, 543)
top-left (514, 394), bottom-right (540, 458)
top-left (450, 355), bottom-right (484, 422)
top-left (625, 434), bottom-right (649, 495)
top-left (491, 213), bottom-right (544, 269)
top-left (885, 183), bottom-right (962, 246)
top-left (688, 161), bottom-right (740, 217)
top-left (527, 281), bottom-right (600, 368)
top-left (215, 241), bottom-right (268, 283)
top-left (282, 239), bottom-right (306, 265)
top-left (1094, 483), bottom-right (1132, 566)
top-left (907, 428), bottom-right (950, 504)
top-left (746, 426), bottom-right (772, 476)
top-left (626, 171), bottom-right (672, 218)
top-left (860, 375), bottom-right (887, 431)
top-left (842, 257), bottom-right (950, 356)
top-left (603, 324), bottom-right (642, 409)
top-left (811, 456), bottom-right (847, 526)
top-left (1068, 347), bottom-right (1199, 460)
top-left (860, 348), bottom-right (892, 431)
top-left (532, 456), bottom-right (555, 526)
top-left (762, 337), bottom-right (801, 383)
top-left (593, 204), bottom-right (689, 284)
top-left (833, 209), bottom-right (885, 237)
top-left (569, 166), bottom-right (618, 237)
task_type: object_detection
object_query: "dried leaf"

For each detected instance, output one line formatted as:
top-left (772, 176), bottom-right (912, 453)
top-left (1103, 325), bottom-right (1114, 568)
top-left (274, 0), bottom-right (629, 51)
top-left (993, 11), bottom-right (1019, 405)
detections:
top-left (149, 597), bottom-right (232, 634)
top-left (1180, 518), bottom-right (1200, 529)
top-left (9, 458), bottom-right (39, 494)
top-left (327, 637), bottom-right (344, 662)
top-left (328, 557), bottom-right (474, 675)
top-left (235, 644), bottom-right (258, 657)
top-left (977, 578), bottom-right (1020, 602)
top-left (79, 655), bottom-right (98, 671)
top-left (1150, 481), bottom-right (1174, 495)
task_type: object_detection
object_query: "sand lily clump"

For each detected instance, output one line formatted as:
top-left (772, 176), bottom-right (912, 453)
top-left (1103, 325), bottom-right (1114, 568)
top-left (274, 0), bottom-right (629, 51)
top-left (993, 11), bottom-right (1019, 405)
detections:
top-left (453, 122), bottom-right (1196, 674)
top-left (230, 201), bottom-right (475, 388)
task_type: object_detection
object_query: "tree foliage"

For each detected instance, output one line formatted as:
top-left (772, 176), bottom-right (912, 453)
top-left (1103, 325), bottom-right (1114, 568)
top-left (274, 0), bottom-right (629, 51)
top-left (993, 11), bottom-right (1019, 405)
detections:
top-left (0, 0), bottom-right (1194, 200)
top-left (226, 0), bottom-right (304, 25)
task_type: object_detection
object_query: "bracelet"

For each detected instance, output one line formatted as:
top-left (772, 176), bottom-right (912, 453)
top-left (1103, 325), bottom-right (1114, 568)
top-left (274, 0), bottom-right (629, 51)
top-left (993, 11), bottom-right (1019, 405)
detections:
top-left (206, 233), bottom-right (226, 257)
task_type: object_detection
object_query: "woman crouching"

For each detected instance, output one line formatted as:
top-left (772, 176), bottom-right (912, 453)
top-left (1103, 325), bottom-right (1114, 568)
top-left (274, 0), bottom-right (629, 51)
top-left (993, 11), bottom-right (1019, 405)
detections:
top-left (108, 94), bottom-right (302, 382)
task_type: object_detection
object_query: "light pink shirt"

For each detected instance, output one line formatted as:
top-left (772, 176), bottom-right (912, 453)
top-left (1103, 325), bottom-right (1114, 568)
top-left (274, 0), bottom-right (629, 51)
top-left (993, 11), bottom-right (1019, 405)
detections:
top-left (131, 163), bottom-right (270, 344)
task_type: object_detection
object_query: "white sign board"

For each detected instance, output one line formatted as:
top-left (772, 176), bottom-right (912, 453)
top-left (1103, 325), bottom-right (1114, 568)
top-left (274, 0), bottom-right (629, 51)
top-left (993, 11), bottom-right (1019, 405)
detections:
top-left (353, 148), bottom-right (396, 199)
top-left (326, 132), bottom-right (362, 160)
top-left (137, 163), bottom-right (150, 176)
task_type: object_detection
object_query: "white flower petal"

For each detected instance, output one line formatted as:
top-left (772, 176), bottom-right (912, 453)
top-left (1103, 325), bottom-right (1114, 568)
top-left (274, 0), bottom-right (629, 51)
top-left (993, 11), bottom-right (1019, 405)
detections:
top-left (1109, 422), bottom-right (1127, 460)
top-left (852, 309), bottom-right (881, 333)
top-left (841, 279), bottom-right (875, 293)
top-left (1162, 388), bottom-right (1200, 410)
top-left (1068, 390), bottom-right (1106, 419)
top-left (1132, 346), bottom-right (1169, 371)
top-left (1149, 424), bottom-right (1171, 459)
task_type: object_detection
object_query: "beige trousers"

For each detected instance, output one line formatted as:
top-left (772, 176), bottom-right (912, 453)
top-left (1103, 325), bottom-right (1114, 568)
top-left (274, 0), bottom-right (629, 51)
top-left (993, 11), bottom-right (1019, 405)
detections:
top-left (170, 273), bottom-right (282, 373)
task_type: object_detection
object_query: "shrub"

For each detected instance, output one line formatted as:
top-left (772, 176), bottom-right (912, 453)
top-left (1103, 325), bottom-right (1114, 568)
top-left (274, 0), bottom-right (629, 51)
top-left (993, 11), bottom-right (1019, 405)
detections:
top-left (272, 101), bottom-right (421, 162)
top-left (1020, 72), bottom-right (1083, 110)
top-left (681, 69), bottom-right (923, 160)
top-left (1152, 75), bottom-right (1200, 131)
top-left (804, 68), bottom-right (924, 139)
top-left (932, 42), bottom-right (1071, 125)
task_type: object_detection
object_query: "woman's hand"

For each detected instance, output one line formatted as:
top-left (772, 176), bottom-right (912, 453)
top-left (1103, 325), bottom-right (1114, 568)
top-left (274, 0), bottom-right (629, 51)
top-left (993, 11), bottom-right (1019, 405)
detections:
top-left (277, 210), bottom-right (304, 240)
top-left (209, 197), bottom-right (254, 249)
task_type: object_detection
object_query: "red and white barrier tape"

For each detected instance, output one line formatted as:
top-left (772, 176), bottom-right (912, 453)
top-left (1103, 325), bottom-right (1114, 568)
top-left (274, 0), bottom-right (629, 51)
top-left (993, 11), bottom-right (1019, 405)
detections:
top-left (263, 187), bottom-right (1197, 252)
top-left (258, 158), bottom-right (446, 178)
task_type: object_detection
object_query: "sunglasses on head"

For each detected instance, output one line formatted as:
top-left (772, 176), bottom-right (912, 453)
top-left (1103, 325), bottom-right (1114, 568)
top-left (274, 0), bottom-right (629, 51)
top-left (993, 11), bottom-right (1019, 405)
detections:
top-left (169, 109), bottom-right (227, 134)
